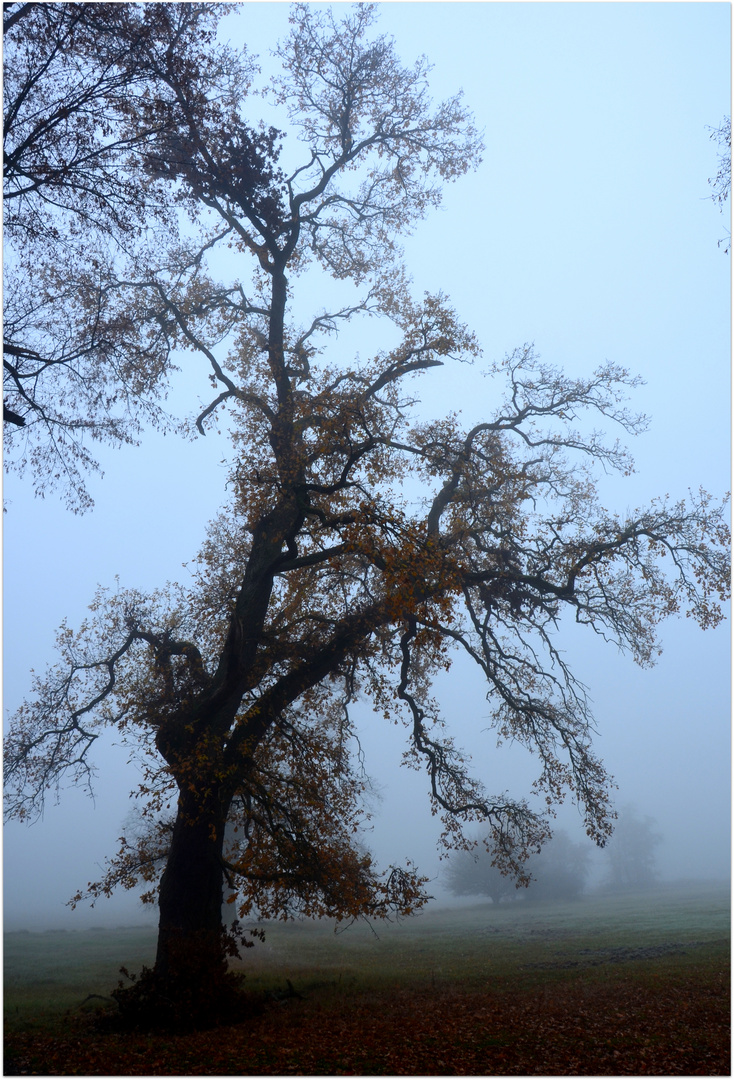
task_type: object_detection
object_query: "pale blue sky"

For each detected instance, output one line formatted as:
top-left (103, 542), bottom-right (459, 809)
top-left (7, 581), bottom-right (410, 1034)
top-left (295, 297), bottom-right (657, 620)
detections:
top-left (4, 2), bottom-right (730, 928)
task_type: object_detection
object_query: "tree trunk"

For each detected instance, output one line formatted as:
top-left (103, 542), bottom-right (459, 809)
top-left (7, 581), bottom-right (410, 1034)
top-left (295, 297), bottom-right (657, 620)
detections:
top-left (113, 787), bottom-right (255, 1030)
top-left (154, 791), bottom-right (229, 985)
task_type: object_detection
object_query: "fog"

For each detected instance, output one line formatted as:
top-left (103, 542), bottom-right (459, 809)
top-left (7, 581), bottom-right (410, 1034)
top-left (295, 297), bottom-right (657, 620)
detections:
top-left (3, 3), bottom-right (730, 932)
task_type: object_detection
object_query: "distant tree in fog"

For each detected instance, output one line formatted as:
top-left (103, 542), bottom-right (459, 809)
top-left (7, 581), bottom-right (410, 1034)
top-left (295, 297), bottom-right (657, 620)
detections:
top-left (525, 829), bottom-right (591, 902)
top-left (444, 842), bottom-right (518, 904)
top-left (601, 806), bottom-right (662, 892)
top-left (446, 829), bottom-right (590, 904)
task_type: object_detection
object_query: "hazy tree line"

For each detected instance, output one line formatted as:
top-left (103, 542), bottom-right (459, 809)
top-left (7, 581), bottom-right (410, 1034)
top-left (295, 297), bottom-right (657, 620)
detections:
top-left (444, 807), bottom-right (663, 904)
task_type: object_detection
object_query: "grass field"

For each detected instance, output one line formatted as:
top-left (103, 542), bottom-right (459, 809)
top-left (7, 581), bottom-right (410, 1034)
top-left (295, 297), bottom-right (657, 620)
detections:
top-left (4, 881), bottom-right (730, 1075)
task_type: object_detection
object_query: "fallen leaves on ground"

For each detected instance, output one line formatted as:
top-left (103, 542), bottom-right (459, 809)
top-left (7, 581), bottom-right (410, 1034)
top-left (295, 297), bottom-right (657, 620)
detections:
top-left (5, 966), bottom-right (729, 1076)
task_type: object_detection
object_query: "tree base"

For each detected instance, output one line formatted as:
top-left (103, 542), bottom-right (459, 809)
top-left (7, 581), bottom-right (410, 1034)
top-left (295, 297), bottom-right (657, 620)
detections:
top-left (109, 964), bottom-right (261, 1032)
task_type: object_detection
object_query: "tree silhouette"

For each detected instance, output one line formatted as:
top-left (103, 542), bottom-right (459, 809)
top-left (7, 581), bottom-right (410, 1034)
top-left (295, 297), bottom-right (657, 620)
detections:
top-left (446, 829), bottom-right (591, 904)
top-left (4, 4), bottom-right (730, 1027)
top-left (525, 830), bottom-right (591, 902)
top-left (602, 806), bottom-right (662, 893)
top-left (444, 841), bottom-right (520, 905)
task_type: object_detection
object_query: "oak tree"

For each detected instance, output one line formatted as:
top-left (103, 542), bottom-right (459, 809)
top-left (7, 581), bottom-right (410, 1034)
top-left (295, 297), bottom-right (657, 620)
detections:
top-left (4, 4), bottom-right (730, 1027)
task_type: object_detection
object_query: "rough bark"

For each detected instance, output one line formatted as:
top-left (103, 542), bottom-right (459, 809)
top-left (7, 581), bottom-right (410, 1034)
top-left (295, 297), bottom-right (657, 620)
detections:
top-left (154, 792), bottom-right (229, 983)
top-left (112, 786), bottom-right (251, 1031)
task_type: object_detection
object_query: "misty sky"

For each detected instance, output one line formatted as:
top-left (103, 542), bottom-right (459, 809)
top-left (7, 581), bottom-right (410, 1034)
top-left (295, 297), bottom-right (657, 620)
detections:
top-left (4, 2), bottom-right (730, 930)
